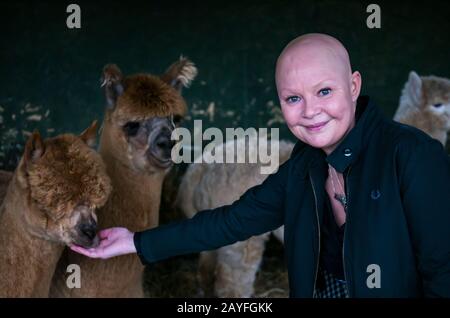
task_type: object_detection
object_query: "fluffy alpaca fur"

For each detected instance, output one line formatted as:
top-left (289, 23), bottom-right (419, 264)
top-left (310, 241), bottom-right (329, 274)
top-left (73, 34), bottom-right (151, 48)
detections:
top-left (394, 71), bottom-right (450, 146)
top-left (176, 137), bottom-right (293, 297)
top-left (0, 123), bottom-right (111, 297)
top-left (0, 170), bottom-right (12, 207)
top-left (50, 57), bottom-right (197, 297)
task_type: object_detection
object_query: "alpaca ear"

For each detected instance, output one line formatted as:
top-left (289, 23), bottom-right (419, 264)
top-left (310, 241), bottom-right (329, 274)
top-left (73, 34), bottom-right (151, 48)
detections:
top-left (24, 130), bottom-right (45, 165)
top-left (404, 71), bottom-right (423, 106)
top-left (160, 56), bottom-right (198, 93)
top-left (79, 120), bottom-right (99, 148)
top-left (101, 64), bottom-right (124, 109)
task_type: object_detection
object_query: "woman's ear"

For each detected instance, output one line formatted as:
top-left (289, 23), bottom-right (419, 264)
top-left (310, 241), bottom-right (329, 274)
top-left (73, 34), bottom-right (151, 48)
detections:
top-left (350, 71), bottom-right (362, 102)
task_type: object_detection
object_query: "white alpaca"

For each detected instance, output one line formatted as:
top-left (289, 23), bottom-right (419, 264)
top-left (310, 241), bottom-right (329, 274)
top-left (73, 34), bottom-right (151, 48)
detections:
top-left (176, 137), bottom-right (293, 297)
top-left (394, 71), bottom-right (450, 146)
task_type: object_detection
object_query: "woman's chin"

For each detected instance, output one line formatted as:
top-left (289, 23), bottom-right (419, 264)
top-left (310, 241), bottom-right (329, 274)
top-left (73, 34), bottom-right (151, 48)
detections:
top-left (303, 137), bottom-right (334, 150)
top-left (300, 129), bottom-right (344, 153)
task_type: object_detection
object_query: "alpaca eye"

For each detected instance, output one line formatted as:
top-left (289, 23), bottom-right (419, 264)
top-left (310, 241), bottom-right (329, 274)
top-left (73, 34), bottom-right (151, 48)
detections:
top-left (123, 122), bottom-right (140, 136)
top-left (433, 103), bottom-right (443, 108)
top-left (173, 115), bottom-right (183, 125)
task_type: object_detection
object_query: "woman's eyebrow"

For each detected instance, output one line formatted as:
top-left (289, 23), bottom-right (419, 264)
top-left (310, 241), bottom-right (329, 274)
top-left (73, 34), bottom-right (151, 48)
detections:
top-left (279, 79), bottom-right (336, 97)
top-left (311, 79), bottom-right (335, 89)
top-left (280, 88), bottom-right (300, 96)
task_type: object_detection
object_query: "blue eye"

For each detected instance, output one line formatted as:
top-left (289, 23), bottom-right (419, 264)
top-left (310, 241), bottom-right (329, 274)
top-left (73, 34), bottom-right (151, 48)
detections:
top-left (286, 96), bottom-right (301, 104)
top-left (433, 103), bottom-right (442, 108)
top-left (318, 88), bottom-right (331, 96)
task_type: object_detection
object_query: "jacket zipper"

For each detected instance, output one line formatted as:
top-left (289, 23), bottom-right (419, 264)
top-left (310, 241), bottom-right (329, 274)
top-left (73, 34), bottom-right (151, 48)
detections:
top-left (309, 174), bottom-right (320, 298)
top-left (343, 165), bottom-right (352, 297)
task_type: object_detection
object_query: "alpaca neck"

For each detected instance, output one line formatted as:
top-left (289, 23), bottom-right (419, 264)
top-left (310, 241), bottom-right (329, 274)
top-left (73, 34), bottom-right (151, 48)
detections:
top-left (99, 151), bottom-right (165, 231)
top-left (0, 178), bottom-right (63, 297)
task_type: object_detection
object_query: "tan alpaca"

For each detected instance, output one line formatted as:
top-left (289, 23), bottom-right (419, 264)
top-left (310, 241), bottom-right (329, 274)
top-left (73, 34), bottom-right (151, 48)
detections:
top-left (50, 57), bottom-right (197, 297)
top-left (394, 71), bottom-right (450, 146)
top-left (0, 123), bottom-right (111, 297)
top-left (176, 137), bottom-right (293, 297)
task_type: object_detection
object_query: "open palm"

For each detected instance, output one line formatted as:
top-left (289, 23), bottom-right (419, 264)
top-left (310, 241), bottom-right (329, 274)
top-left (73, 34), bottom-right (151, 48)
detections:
top-left (70, 227), bottom-right (136, 259)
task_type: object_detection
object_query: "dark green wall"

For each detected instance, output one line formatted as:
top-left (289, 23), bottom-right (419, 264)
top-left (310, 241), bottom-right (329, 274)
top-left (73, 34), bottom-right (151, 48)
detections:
top-left (1, 0), bottom-right (449, 169)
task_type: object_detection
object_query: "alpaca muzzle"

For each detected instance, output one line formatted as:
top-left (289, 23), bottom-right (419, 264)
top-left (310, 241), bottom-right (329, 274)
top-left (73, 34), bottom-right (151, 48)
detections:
top-left (75, 217), bottom-right (99, 248)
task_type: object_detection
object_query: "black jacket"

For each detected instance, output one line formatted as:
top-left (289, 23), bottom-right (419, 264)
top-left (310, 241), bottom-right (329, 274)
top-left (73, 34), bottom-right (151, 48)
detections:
top-left (134, 96), bottom-right (450, 297)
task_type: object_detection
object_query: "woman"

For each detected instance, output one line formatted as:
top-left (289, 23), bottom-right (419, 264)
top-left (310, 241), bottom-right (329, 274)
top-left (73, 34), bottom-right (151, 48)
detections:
top-left (72, 33), bottom-right (450, 297)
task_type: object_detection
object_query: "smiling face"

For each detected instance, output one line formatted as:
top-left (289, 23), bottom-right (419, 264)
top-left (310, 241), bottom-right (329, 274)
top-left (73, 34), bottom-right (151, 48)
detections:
top-left (276, 34), bottom-right (362, 155)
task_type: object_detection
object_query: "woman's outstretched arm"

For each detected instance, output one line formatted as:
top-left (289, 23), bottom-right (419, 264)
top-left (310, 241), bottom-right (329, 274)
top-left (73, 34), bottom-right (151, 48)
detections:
top-left (70, 159), bottom-right (292, 261)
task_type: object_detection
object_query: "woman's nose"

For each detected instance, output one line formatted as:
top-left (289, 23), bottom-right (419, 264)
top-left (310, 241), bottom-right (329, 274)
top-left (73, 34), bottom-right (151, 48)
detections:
top-left (301, 100), bottom-right (321, 119)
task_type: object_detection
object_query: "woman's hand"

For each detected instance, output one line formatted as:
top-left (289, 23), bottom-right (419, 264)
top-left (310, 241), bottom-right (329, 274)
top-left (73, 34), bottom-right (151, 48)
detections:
top-left (70, 227), bottom-right (136, 259)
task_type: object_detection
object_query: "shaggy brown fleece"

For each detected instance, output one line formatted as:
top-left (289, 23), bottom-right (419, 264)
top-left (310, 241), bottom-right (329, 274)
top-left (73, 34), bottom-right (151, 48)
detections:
top-left (112, 74), bottom-right (187, 125)
top-left (27, 135), bottom-right (111, 219)
top-left (0, 127), bottom-right (111, 297)
top-left (0, 170), bottom-right (12, 207)
top-left (50, 57), bottom-right (197, 298)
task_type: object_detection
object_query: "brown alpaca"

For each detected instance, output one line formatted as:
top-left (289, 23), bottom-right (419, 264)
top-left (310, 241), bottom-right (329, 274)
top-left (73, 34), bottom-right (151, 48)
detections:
top-left (50, 57), bottom-right (197, 297)
top-left (0, 122), bottom-right (111, 297)
top-left (394, 71), bottom-right (450, 146)
top-left (0, 170), bottom-right (12, 207)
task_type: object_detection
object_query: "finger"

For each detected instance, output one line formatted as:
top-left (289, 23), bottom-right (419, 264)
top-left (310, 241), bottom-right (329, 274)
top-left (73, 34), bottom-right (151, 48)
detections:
top-left (96, 238), bottom-right (114, 249)
top-left (70, 245), bottom-right (100, 258)
top-left (98, 228), bottom-right (113, 239)
top-left (70, 245), bottom-right (89, 255)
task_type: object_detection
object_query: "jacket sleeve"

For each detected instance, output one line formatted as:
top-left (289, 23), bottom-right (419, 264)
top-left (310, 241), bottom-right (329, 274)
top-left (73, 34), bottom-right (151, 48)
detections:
top-left (399, 137), bottom-right (450, 297)
top-left (134, 160), bottom-right (290, 264)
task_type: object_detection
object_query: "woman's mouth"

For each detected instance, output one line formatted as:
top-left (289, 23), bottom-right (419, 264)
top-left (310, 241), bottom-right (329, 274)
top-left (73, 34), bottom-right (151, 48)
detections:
top-left (304, 121), bottom-right (329, 132)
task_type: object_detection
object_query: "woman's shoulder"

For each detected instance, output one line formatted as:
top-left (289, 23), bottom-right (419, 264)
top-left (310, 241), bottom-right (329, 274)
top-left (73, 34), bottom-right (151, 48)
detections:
top-left (378, 117), bottom-right (443, 150)
top-left (368, 119), bottom-right (449, 188)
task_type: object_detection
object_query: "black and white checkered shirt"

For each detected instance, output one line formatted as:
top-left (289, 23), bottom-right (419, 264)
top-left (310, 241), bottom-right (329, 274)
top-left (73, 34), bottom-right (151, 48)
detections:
top-left (314, 267), bottom-right (349, 298)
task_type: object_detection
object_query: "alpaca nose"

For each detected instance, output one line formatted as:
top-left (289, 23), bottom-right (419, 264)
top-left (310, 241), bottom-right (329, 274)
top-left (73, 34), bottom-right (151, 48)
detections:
top-left (156, 135), bottom-right (175, 150)
top-left (79, 220), bottom-right (97, 240)
top-left (155, 134), bottom-right (176, 160)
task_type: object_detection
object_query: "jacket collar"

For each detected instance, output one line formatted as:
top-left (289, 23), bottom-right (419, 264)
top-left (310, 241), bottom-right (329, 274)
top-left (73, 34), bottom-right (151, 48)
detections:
top-left (325, 96), bottom-right (384, 173)
top-left (291, 96), bottom-right (384, 175)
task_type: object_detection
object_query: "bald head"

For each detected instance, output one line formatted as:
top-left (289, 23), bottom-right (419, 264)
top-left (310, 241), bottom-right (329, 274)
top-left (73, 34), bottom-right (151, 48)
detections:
top-left (276, 33), bottom-right (353, 89)
top-left (275, 33), bottom-right (362, 154)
